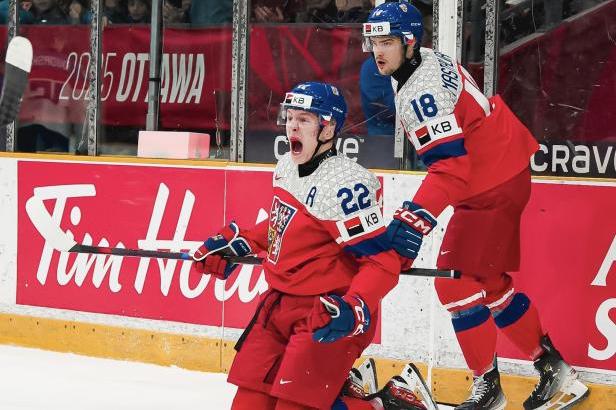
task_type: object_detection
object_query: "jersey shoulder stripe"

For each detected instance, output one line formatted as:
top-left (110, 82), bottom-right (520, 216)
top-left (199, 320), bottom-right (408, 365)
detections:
top-left (344, 231), bottom-right (391, 257)
top-left (419, 138), bottom-right (467, 166)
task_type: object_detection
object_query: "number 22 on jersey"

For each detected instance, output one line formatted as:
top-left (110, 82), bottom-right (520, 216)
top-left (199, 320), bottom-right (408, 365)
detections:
top-left (337, 183), bottom-right (371, 215)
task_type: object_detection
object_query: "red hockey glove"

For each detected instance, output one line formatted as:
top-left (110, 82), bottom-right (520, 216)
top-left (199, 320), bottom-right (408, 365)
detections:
top-left (191, 222), bottom-right (252, 280)
top-left (310, 294), bottom-right (371, 343)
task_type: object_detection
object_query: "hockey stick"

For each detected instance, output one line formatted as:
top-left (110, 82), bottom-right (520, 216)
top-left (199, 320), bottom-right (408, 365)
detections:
top-left (0, 36), bottom-right (32, 126)
top-left (215, 256), bottom-right (459, 279)
top-left (25, 196), bottom-right (460, 279)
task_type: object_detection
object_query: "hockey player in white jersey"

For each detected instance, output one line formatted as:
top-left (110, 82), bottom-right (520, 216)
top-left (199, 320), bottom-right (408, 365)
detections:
top-left (361, 2), bottom-right (589, 410)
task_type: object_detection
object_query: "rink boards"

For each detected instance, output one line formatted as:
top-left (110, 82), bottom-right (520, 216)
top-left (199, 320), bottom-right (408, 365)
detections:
top-left (0, 153), bottom-right (615, 407)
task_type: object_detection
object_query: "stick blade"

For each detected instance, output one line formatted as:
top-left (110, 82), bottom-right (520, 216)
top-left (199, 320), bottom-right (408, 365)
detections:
top-left (0, 36), bottom-right (33, 126)
top-left (25, 196), bottom-right (77, 252)
top-left (6, 36), bottom-right (33, 73)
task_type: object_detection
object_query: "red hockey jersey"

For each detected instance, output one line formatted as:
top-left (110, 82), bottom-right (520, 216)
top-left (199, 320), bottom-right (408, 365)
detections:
top-left (241, 153), bottom-right (401, 312)
top-left (395, 48), bottom-right (539, 216)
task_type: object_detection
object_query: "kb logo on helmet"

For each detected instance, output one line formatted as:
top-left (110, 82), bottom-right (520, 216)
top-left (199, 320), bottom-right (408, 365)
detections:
top-left (363, 22), bottom-right (391, 36)
top-left (284, 93), bottom-right (313, 109)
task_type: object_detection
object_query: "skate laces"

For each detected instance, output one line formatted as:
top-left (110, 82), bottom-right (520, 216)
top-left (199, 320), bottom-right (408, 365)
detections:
top-left (530, 357), bottom-right (557, 399)
top-left (467, 375), bottom-right (490, 403)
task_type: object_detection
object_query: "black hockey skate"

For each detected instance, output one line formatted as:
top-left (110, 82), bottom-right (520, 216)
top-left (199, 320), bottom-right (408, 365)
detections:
top-left (455, 362), bottom-right (506, 410)
top-left (523, 335), bottom-right (589, 409)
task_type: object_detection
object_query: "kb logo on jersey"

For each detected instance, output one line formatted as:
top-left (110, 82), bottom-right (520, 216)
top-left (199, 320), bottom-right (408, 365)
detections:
top-left (268, 196), bottom-right (297, 264)
top-left (336, 206), bottom-right (384, 242)
top-left (415, 120), bottom-right (454, 145)
top-left (410, 114), bottom-right (462, 151)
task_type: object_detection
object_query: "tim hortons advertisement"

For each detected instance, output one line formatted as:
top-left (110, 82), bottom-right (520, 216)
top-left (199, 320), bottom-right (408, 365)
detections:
top-left (15, 160), bottom-right (616, 371)
top-left (17, 161), bottom-right (273, 328)
top-left (497, 181), bottom-right (616, 372)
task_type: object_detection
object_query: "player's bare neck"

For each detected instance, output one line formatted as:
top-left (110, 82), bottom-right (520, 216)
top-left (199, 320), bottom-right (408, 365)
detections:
top-left (391, 49), bottom-right (422, 91)
top-left (298, 147), bottom-right (337, 178)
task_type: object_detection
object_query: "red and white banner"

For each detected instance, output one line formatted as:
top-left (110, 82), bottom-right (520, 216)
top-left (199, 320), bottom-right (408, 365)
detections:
top-left (498, 181), bottom-right (616, 371)
top-left (17, 161), bottom-right (273, 328)
top-left (13, 24), bottom-right (365, 131)
top-left (16, 159), bottom-right (616, 371)
top-left (2, 2), bottom-right (613, 139)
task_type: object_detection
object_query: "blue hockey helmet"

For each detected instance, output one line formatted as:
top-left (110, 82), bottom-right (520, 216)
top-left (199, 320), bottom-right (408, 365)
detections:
top-left (277, 81), bottom-right (348, 134)
top-left (362, 1), bottom-right (423, 52)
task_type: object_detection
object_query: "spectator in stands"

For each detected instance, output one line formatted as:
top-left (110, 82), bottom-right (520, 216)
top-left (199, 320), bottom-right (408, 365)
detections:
top-left (31, 0), bottom-right (69, 24)
top-left (163, 0), bottom-right (189, 24)
top-left (251, 0), bottom-right (301, 23)
top-left (190, 0), bottom-right (232, 25)
top-left (295, 0), bottom-right (338, 23)
top-left (103, 0), bottom-right (129, 24)
top-left (127, 0), bottom-right (149, 24)
top-left (67, 0), bottom-right (92, 24)
top-left (335, 0), bottom-right (370, 23)
top-left (0, 0), bottom-right (34, 24)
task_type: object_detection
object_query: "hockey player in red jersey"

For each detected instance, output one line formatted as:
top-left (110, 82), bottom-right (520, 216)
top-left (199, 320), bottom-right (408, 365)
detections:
top-left (362, 3), bottom-right (589, 410)
top-left (191, 82), bottom-right (425, 410)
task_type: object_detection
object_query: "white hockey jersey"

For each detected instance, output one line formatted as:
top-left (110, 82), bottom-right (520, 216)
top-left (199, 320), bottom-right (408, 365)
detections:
top-left (241, 152), bottom-right (401, 311)
top-left (393, 48), bottom-right (539, 215)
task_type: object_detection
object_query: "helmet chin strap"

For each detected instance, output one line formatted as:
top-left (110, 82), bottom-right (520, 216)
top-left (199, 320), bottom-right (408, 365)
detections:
top-left (298, 128), bottom-right (338, 177)
top-left (308, 123), bottom-right (335, 162)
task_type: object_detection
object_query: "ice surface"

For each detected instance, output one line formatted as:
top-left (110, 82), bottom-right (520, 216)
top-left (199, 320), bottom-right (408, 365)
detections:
top-left (0, 345), bottom-right (454, 409)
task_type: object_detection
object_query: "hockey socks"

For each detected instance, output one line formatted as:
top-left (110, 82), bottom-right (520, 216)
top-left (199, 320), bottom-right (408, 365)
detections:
top-left (491, 292), bottom-right (544, 359)
top-left (450, 305), bottom-right (498, 376)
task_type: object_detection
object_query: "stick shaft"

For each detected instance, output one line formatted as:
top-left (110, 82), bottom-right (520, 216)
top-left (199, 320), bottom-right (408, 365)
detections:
top-left (63, 249), bottom-right (459, 279)
top-left (71, 244), bottom-right (191, 260)
top-left (225, 256), bottom-right (460, 279)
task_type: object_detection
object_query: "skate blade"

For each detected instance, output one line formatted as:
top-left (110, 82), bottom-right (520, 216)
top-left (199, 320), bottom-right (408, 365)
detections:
top-left (533, 378), bottom-right (590, 410)
top-left (355, 358), bottom-right (378, 395)
top-left (489, 392), bottom-right (508, 410)
top-left (492, 401), bottom-right (507, 410)
top-left (399, 363), bottom-right (439, 410)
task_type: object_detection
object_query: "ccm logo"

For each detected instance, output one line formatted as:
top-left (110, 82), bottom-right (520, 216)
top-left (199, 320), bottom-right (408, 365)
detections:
top-left (393, 208), bottom-right (433, 235)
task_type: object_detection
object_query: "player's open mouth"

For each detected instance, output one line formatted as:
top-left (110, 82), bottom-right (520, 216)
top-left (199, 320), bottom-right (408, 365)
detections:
top-left (290, 137), bottom-right (303, 155)
top-left (376, 59), bottom-right (386, 69)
